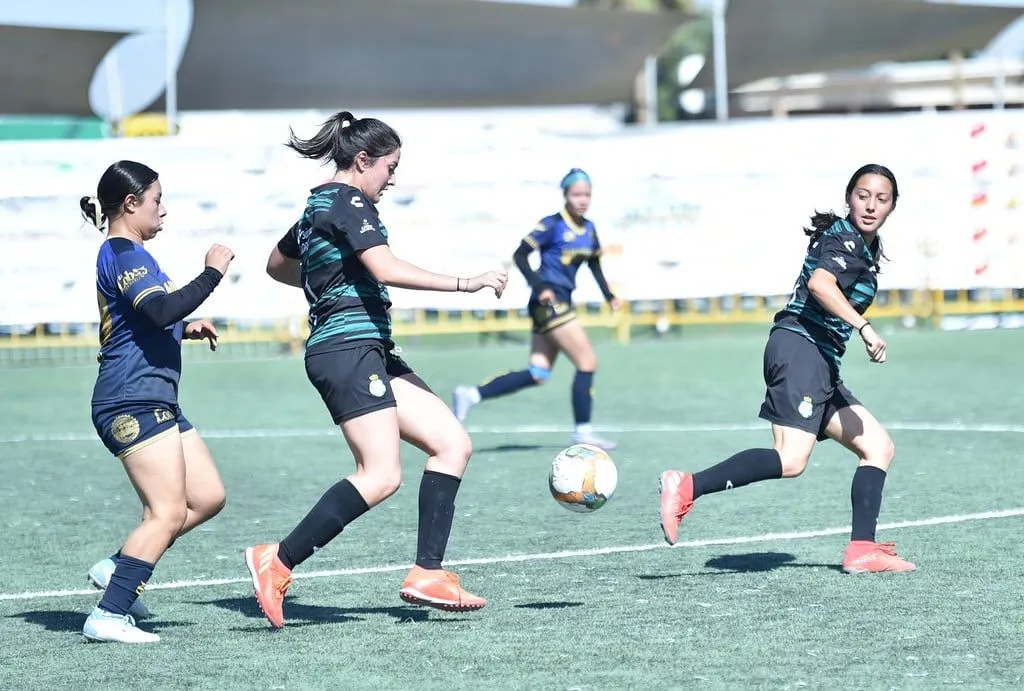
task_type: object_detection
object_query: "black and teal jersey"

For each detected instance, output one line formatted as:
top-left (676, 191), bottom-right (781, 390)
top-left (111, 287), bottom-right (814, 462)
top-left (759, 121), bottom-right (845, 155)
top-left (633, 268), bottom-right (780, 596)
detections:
top-left (277, 183), bottom-right (392, 353)
top-left (92, 238), bottom-right (183, 406)
top-left (772, 217), bottom-right (879, 368)
top-left (523, 210), bottom-right (602, 295)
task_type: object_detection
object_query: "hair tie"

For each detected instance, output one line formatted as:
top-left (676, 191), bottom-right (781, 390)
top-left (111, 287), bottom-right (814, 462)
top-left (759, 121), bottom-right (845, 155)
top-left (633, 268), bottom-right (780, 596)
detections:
top-left (341, 119), bottom-right (352, 129)
top-left (88, 197), bottom-right (103, 226)
top-left (560, 168), bottom-right (591, 191)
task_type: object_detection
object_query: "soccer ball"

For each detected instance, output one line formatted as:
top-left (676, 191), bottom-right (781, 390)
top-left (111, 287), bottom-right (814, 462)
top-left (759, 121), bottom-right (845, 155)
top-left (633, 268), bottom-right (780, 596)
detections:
top-left (548, 443), bottom-right (618, 513)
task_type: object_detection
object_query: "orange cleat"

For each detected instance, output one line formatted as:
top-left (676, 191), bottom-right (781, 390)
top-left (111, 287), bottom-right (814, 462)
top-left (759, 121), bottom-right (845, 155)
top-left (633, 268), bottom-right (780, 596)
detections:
top-left (842, 541), bottom-right (916, 574)
top-left (244, 543), bottom-right (293, 628)
top-left (399, 566), bottom-right (487, 612)
top-left (658, 470), bottom-right (695, 546)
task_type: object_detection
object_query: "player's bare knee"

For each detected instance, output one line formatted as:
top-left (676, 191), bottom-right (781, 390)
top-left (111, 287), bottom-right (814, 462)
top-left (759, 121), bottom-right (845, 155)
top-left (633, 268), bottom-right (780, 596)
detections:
top-left (436, 428), bottom-right (473, 472)
top-left (776, 449), bottom-right (810, 478)
top-left (373, 469), bottom-right (404, 501)
top-left (869, 435), bottom-right (896, 469)
top-left (576, 352), bottom-right (597, 371)
top-left (148, 502), bottom-right (188, 539)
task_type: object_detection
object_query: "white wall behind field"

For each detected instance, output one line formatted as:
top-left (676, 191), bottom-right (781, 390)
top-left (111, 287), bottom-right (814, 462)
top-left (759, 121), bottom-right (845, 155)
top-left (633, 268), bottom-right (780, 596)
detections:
top-left (0, 108), bottom-right (1020, 325)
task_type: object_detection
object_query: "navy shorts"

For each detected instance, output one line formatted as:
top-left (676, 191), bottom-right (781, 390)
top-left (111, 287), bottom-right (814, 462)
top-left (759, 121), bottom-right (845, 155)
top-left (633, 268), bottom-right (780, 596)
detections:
top-left (528, 286), bottom-right (576, 335)
top-left (92, 402), bottom-right (194, 459)
top-left (758, 328), bottom-right (861, 441)
top-left (305, 341), bottom-right (431, 424)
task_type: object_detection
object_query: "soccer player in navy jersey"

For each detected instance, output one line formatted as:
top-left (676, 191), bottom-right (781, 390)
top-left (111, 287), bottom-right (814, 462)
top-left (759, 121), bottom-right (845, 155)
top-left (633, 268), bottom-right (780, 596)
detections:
top-left (659, 164), bottom-right (915, 574)
top-left (245, 111), bottom-right (508, 629)
top-left (78, 161), bottom-right (234, 642)
top-left (452, 168), bottom-right (620, 450)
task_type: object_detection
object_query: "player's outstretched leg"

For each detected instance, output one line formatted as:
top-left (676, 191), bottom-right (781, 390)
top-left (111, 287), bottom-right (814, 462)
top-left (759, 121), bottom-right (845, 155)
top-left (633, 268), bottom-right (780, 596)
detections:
top-left (395, 376), bottom-right (486, 611)
top-left (453, 368), bottom-right (542, 423)
top-left (659, 446), bottom-right (786, 548)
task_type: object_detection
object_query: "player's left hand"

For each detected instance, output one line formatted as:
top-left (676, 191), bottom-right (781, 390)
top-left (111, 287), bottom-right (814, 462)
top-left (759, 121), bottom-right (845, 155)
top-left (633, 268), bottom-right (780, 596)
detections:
top-left (185, 320), bottom-right (219, 351)
top-left (609, 297), bottom-right (623, 311)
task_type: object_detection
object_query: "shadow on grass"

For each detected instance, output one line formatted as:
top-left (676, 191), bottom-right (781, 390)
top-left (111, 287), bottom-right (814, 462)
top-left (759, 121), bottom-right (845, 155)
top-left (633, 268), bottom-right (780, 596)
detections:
top-left (199, 596), bottom-right (473, 630)
top-left (637, 551), bottom-right (843, 580)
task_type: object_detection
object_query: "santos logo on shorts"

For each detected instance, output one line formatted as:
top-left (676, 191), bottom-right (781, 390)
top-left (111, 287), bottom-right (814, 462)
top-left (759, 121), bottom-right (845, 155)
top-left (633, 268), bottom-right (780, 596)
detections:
top-left (798, 395), bottom-right (814, 419)
top-left (368, 374), bottom-right (387, 398)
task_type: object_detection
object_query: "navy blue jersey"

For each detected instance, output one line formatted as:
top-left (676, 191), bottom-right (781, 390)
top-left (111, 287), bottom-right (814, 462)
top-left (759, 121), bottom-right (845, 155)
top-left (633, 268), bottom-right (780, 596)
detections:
top-left (523, 210), bottom-right (602, 294)
top-left (773, 217), bottom-right (879, 368)
top-left (92, 238), bottom-right (183, 406)
top-left (277, 183), bottom-right (391, 353)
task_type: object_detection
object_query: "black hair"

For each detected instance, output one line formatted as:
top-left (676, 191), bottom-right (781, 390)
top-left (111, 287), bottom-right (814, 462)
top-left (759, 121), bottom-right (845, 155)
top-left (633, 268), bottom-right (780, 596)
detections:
top-left (79, 160), bottom-right (159, 232)
top-left (285, 110), bottom-right (402, 170)
top-left (803, 163), bottom-right (898, 272)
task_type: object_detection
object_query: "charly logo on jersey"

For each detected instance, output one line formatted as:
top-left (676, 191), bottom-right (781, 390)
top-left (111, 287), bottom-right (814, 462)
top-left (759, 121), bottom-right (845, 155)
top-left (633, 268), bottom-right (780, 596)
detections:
top-left (830, 255), bottom-right (847, 271)
top-left (117, 266), bottom-right (149, 292)
top-left (111, 414), bottom-right (141, 444)
top-left (798, 396), bottom-right (814, 419)
top-left (368, 374), bottom-right (387, 397)
top-left (844, 240), bottom-right (856, 253)
top-left (349, 195), bottom-right (364, 208)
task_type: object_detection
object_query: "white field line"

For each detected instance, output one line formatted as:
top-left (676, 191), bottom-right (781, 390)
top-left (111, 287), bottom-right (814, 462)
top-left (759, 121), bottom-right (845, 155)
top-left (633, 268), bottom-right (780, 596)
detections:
top-left (1, 507), bottom-right (1022, 603)
top-left (1, 421), bottom-right (1023, 445)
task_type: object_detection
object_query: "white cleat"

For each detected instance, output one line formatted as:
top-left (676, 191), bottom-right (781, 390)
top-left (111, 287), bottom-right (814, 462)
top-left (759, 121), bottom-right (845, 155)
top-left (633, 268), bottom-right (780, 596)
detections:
top-left (452, 386), bottom-right (478, 423)
top-left (82, 607), bottom-right (159, 643)
top-left (571, 431), bottom-right (617, 451)
top-left (87, 557), bottom-right (152, 620)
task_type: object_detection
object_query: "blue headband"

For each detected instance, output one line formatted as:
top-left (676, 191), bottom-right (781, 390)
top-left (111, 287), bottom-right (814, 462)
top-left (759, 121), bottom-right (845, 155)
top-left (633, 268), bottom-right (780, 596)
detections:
top-left (560, 168), bottom-right (591, 191)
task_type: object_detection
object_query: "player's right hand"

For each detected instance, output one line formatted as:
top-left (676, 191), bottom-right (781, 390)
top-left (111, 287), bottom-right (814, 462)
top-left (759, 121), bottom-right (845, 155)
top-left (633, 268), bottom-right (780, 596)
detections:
top-left (205, 244), bottom-right (235, 276)
top-left (467, 270), bottom-right (509, 298)
top-left (860, 323), bottom-right (887, 363)
top-left (537, 288), bottom-right (556, 305)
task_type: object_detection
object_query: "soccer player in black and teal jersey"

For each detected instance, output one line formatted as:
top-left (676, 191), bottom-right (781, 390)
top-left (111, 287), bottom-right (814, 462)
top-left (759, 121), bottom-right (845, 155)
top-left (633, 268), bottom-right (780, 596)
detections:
top-left (245, 111), bottom-right (508, 629)
top-left (659, 164), bottom-right (916, 574)
top-left (452, 168), bottom-right (620, 450)
top-left (78, 161), bottom-right (235, 643)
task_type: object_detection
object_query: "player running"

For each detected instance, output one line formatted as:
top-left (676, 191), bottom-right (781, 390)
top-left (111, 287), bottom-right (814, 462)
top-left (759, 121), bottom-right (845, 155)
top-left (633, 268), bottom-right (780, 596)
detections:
top-left (452, 168), bottom-right (619, 450)
top-left (81, 160), bottom-right (234, 642)
top-left (658, 163), bottom-right (916, 574)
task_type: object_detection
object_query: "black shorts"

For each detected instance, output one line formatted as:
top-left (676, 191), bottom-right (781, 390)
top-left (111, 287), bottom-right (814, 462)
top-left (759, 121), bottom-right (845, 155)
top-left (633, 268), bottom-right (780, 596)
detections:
top-left (758, 328), bottom-right (860, 441)
top-left (92, 402), bottom-right (194, 459)
top-left (528, 286), bottom-right (576, 334)
top-left (305, 341), bottom-right (430, 424)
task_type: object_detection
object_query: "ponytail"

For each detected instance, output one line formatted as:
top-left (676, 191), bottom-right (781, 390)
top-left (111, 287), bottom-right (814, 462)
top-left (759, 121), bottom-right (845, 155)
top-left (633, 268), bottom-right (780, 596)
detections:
top-left (802, 210), bottom-right (840, 248)
top-left (286, 111), bottom-right (356, 165)
top-left (284, 110), bottom-right (402, 170)
top-left (80, 196), bottom-right (104, 231)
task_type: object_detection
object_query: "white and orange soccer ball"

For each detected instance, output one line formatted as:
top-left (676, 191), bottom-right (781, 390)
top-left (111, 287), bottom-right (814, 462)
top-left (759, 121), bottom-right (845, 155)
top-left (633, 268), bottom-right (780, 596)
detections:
top-left (548, 443), bottom-right (618, 513)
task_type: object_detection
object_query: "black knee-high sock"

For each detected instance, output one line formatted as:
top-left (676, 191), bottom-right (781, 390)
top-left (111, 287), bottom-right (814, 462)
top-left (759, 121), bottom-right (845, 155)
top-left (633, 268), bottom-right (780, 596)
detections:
top-left (415, 470), bottom-right (461, 570)
top-left (278, 479), bottom-right (369, 570)
top-left (850, 466), bottom-right (887, 542)
top-left (572, 371), bottom-right (595, 425)
top-left (691, 449), bottom-right (784, 499)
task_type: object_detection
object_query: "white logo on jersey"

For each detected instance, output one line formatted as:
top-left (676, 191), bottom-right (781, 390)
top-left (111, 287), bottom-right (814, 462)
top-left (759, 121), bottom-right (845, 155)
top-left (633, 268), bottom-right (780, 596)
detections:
top-left (360, 219), bottom-right (376, 234)
top-left (844, 240), bottom-right (856, 253)
top-left (830, 255), bottom-right (847, 271)
top-left (350, 195), bottom-right (364, 208)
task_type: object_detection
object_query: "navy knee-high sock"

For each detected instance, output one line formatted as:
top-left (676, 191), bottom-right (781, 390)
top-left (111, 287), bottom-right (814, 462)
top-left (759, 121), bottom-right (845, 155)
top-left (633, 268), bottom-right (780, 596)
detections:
top-left (478, 369), bottom-right (537, 400)
top-left (98, 555), bottom-right (154, 616)
top-left (572, 371), bottom-right (595, 425)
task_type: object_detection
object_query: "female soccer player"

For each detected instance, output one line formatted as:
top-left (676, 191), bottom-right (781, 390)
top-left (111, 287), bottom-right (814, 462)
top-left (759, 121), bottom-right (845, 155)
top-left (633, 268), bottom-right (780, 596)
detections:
top-left (659, 163), bottom-right (915, 574)
top-left (79, 160), bottom-right (235, 642)
top-left (452, 168), bottom-right (619, 450)
top-left (245, 111), bottom-right (508, 628)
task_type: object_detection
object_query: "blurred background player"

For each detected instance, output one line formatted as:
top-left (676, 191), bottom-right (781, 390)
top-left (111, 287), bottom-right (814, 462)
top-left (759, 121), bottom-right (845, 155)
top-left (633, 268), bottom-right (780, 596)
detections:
top-left (81, 160), bottom-right (234, 643)
top-left (658, 163), bottom-right (916, 574)
top-left (245, 111), bottom-right (508, 629)
top-left (452, 168), bottom-right (620, 450)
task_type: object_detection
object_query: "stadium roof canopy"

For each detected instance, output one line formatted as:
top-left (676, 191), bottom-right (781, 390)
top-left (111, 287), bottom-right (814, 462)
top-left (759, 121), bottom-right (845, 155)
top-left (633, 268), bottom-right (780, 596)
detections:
top-left (690, 0), bottom-right (1023, 91)
top-left (0, 0), bottom-right (687, 117)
